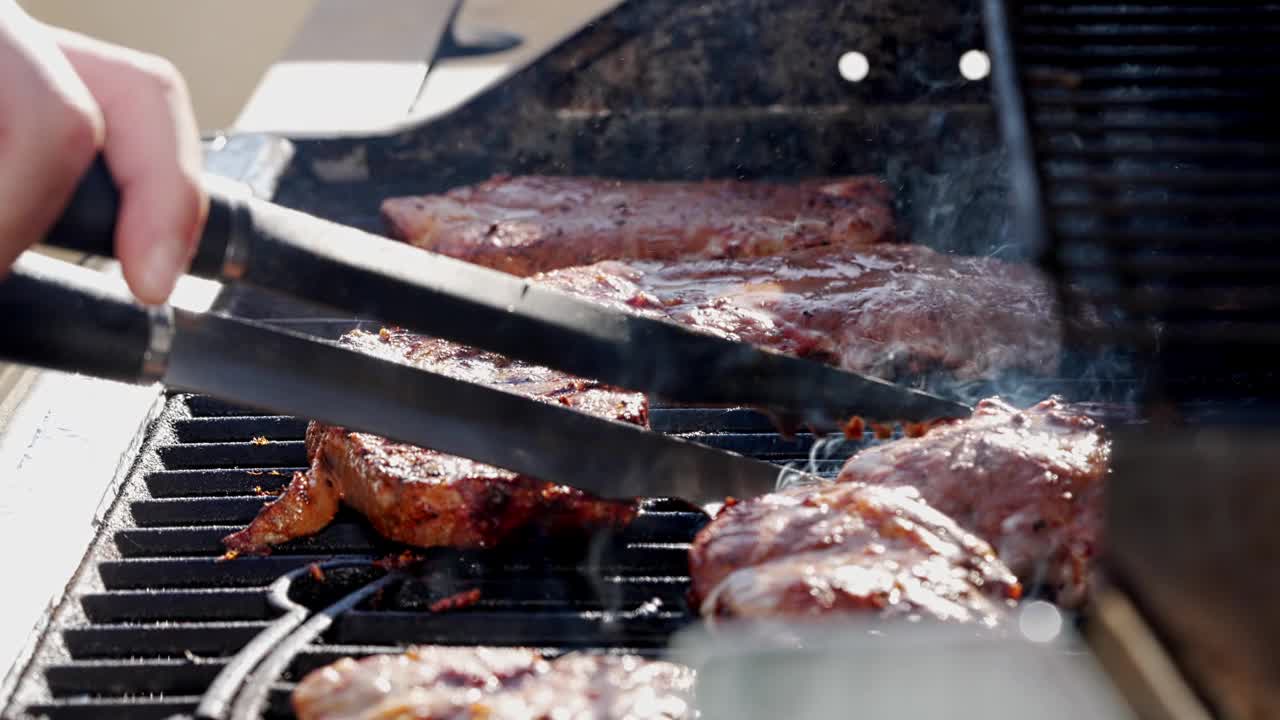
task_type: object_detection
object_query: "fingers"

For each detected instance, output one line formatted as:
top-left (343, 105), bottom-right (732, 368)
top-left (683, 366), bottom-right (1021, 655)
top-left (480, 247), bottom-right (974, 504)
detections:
top-left (0, 3), bottom-right (104, 276)
top-left (53, 28), bottom-right (206, 305)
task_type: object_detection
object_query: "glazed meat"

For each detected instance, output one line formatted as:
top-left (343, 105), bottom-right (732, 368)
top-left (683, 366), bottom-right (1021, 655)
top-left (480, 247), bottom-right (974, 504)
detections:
top-left (535, 243), bottom-right (1060, 381)
top-left (292, 646), bottom-right (694, 720)
top-left (223, 328), bottom-right (646, 554)
top-left (836, 396), bottom-right (1110, 607)
top-left (381, 175), bottom-right (894, 276)
top-left (688, 482), bottom-right (1021, 625)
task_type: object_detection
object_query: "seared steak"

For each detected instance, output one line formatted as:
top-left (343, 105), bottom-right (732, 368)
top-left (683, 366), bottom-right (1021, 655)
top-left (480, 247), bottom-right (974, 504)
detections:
top-left (836, 396), bottom-right (1110, 607)
top-left (688, 482), bottom-right (1021, 625)
top-left (382, 175), bottom-right (894, 276)
top-left (222, 328), bottom-right (646, 554)
top-left (292, 646), bottom-right (694, 720)
top-left (534, 243), bottom-right (1061, 381)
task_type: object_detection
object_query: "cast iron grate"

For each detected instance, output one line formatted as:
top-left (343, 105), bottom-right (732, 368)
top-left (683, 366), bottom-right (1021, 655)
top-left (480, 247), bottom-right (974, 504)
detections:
top-left (7, 391), bottom-right (867, 720)
top-left (984, 0), bottom-right (1280, 402)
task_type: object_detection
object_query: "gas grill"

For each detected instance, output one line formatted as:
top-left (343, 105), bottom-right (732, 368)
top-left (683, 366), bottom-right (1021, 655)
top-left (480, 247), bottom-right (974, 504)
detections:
top-left (5, 0), bottom-right (1271, 717)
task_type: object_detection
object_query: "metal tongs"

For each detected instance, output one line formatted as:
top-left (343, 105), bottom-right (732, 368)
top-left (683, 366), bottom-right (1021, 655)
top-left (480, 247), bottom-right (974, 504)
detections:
top-left (0, 159), bottom-right (970, 503)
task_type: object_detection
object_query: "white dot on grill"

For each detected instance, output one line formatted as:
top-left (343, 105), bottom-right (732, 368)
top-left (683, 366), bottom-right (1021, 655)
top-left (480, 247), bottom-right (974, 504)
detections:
top-left (959, 49), bottom-right (991, 81)
top-left (837, 51), bottom-right (870, 82)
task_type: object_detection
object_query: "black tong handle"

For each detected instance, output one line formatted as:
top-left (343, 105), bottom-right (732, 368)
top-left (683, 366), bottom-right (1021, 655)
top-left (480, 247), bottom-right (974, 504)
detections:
top-left (45, 156), bottom-right (120, 257)
top-left (45, 154), bottom-right (235, 277)
top-left (0, 252), bottom-right (153, 382)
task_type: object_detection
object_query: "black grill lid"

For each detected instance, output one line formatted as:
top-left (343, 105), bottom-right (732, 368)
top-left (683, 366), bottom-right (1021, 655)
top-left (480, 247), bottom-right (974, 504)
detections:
top-left (985, 0), bottom-right (1280, 405)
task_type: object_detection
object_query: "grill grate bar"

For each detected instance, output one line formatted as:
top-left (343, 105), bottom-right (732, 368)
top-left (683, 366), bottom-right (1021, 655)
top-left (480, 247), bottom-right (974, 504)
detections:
top-left (24, 698), bottom-right (200, 720)
top-left (63, 621), bottom-right (273, 659)
top-left (158, 441), bottom-right (307, 470)
top-left (81, 588), bottom-right (272, 623)
top-left (115, 524), bottom-right (696, 567)
top-left (132, 496), bottom-right (284, 527)
top-left (1032, 113), bottom-right (1279, 133)
top-left (45, 659), bottom-right (226, 697)
top-left (1038, 170), bottom-right (1280, 190)
top-left (175, 417), bottom-right (309, 443)
top-left (98, 555), bottom-right (365, 590)
top-left (1020, 5), bottom-right (1280, 21)
top-left (329, 609), bottom-right (688, 648)
top-left (1054, 228), bottom-right (1280, 250)
top-left (1025, 65), bottom-right (1280, 90)
top-left (1019, 23), bottom-right (1280, 41)
top-left (116, 524), bottom-right (395, 558)
top-left (387, 579), bottom-right (692, 611)
top-left (1020, 45), bottom-right (1280, 63)
top-left (1029, 89), bottom-right (1268, 108)
top-left (1040, 142), bottom-right (1280, 159)
top-left (1062, 286), bottom-right (1280, 314)
top-left (1049, 197), bottom-right (1280, 214)
top-left (187, 396), bottom-right (275, 418)
top-left (145, 469), bottom-right (304, 497)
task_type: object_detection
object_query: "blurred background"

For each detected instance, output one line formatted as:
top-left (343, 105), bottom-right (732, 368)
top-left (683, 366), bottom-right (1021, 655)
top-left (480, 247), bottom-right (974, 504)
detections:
top-left (20, 0), bottom-right (316, 131)
top-left (18, 0), bottom-right (615, 133)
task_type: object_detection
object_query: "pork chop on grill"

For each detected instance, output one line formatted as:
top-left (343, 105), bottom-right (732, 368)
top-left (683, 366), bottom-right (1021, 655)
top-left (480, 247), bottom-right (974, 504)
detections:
top-left (836, 396), bottom-right (1111, 607)
top-left (222, 328), bottom-right (646, 554)
top-left (381, 175), bottom-right (894, 276)
top-left (688, 481), bottom-right (1022, 625)
top-left (292, 646), bottom-right (694, 720)
top-left (534, 243), bottom-right (1061, 381)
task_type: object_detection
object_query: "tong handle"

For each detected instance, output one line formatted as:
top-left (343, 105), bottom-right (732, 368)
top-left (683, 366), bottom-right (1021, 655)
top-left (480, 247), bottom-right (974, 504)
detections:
top-left (44, 154), bottom-right (235, 277)
top-left (44, 155), bottom-right (120, 258)
top-left (0, 252), bottom-right (154, 383)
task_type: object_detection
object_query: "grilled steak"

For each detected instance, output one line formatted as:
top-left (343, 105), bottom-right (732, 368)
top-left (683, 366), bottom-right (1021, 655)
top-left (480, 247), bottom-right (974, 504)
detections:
top-left (534, 243), bottom-right (1060, 381)
top-left (382, 175), bottom-right (894, 276)
top-left (836, 396), bottom-right (1110, 607)
top-left (292, 646), bottom-right (694, 720)
top-left (222, 328), bottom-right (645, 554)
top-left (688, 482), bottom-right (1021, 625)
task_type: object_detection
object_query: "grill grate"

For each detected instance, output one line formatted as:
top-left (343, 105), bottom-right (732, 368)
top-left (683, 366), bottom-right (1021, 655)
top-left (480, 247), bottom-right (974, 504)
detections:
top-left (6, 392), bottom-right (871, 719)
top-left (985, 0), bottom-right (1280, 403)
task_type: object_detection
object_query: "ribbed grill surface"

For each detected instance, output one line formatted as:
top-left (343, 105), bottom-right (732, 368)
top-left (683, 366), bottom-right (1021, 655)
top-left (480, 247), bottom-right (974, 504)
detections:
top-left (998, 2), bottom-right (1280, 399)
top-left (11, 393), bottom-right (862, 719)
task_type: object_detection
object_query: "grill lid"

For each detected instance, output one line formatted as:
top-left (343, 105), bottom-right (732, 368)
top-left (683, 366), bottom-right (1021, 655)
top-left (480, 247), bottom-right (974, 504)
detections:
top-left (985, 0), bottom-right (1280, 404)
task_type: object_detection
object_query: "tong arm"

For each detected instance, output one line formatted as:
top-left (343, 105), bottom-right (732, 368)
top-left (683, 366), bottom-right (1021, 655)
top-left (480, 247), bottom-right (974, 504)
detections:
top-left (0, 251), bottom-right (164, 383)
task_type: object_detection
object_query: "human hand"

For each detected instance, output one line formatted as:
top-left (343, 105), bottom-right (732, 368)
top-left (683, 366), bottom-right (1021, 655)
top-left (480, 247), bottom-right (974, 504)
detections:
top-left (0, 0), bottom-right (206, 304)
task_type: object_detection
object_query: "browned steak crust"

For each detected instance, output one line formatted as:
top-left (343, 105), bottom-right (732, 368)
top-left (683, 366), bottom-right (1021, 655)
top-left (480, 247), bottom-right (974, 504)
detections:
top-left (292, 646), bottom-right (694, 720)
top-left (836, 396), bottom-right (1110, 607)
top-left (533, 243), bottom-right (1061, 381)
top-left (382, 175), bottom-right (894, 276)
top-left (688, 481), bottom-right (1022, 625)
top-left (223, 329), bottom-right (646, 554)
